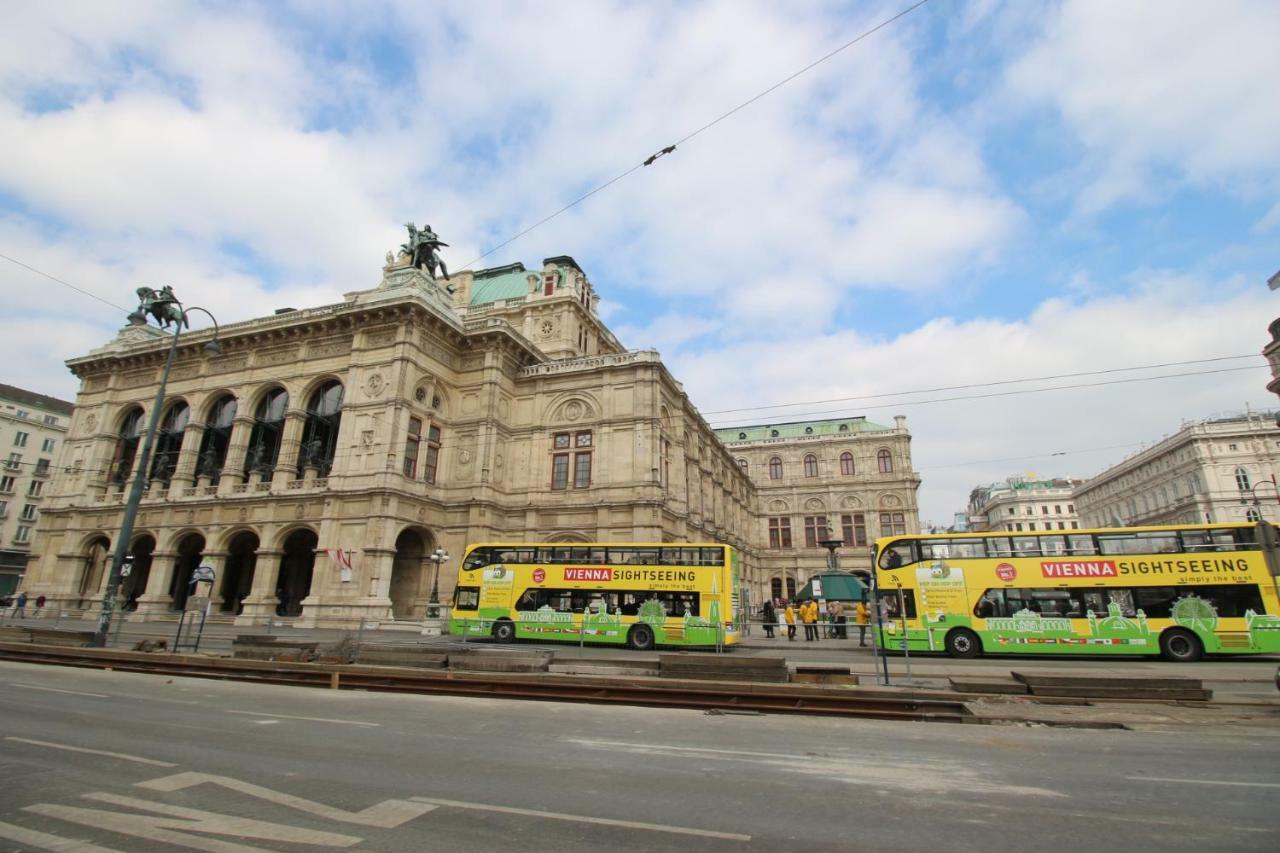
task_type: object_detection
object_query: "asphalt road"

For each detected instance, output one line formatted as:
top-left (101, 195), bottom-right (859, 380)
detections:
top-left (1, 660), bottom-right (1278, 852)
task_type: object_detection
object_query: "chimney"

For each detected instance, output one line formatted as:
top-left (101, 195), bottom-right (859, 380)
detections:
top-left (894, 415), bottom-right (907, 430)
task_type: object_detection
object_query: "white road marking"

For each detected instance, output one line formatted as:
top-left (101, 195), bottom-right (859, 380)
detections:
top-left (227, 709), bottom-right (378, 727)
top-left (0, 819), bottom-right (126, 852)
top-left (570, 738), bottom-right (793, 760)
top-left (9, 683), bottom-right (110, 698)
top-left (1126, 776), bottom-right (1280, 790)
top-left (5, 737), bottom-right (177, 768)
top-left (411, 797), bottom-right (751, 841)
top-left (137, 772), bottom-right (436, 828)
top-left (252, 720), bottom-right (280, 725)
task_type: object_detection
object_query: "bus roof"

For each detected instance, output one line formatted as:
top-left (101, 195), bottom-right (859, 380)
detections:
top-left (874, 522), bottom-right (1254, 543)
top-left (465, 542), bottom-right (733, 549)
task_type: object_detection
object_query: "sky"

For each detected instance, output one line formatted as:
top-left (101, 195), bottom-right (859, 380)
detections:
top-left (1, 0), bottom-right (1277, 526)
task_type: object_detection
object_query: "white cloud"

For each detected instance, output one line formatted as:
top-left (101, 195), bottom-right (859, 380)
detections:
top-left (1007, 0), bottom-right (1280, 213)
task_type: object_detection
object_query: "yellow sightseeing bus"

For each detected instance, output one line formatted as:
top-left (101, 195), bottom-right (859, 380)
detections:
top-left (871, 522), bottom-right (1280, 661)
top-left (448, 542), bottom-right (744, 650)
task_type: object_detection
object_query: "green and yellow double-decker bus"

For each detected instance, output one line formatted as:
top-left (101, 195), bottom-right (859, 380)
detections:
top-left (449, 542), bottom-right (743, 650)
top-left (872, 522), bottom-right (1280, 661)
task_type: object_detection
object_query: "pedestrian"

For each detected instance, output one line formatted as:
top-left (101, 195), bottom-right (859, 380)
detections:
top-left (761, 600), bottom-right (776, 639)
top-left (802, 598), bottom-right (818, 641)
top-left (829, 600), bottom-right (845, 639)
top-left (783, 600), bottom-right (797, 641)
top-left (13, 591), bottom-right (27, 619)
top-left (855, 598), bottom-right (870, 647)
top-left (33, 595), bottom-right (45, 619)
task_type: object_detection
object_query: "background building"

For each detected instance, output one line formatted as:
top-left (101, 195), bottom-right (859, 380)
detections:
top-left (24, 254), bottom-right (758, 625)
top-left (1073, 411), bottom-right (1280, 527)
top-left (966, 476), bottom-right (1083, 533)
top-left (0, 384), bottom-right (73, 596)
top-left (715, 416), bottom-right (921, 600)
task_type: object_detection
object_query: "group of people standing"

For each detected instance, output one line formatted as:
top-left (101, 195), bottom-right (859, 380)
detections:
top-left (759, 598), bottom-right (869, 645)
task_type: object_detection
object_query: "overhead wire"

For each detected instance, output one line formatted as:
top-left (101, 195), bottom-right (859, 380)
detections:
top-left (458, 0), bottom-right (933, 269)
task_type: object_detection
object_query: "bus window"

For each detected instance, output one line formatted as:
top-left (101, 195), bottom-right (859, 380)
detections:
top-left (608, 548), bottom-right (641, 564)
top-left (975, 590), bottom-right (1002, 618)
top-left (1011, 537), bottom-right (1041, 557)
top-left (699, 547), bottom-right (724, 566)
top-left (878, 542), bottom-right (913, 569)
top-left (1039, 535), bottom-right (1067, 556)
top-left (570, 547), bottom-right (607, 564)
top-left (515, 590), bottom-right (540, 611)
top-left (986, 537), bottom-right (1014, 558)
top-left (463, 549), bottom-right (492, 571)
top-left (879, 588), bottom-right (916, 619)
top-left (1066, 534), bottom-right (1097, 556)
top-left (453, 587), bottom-right (479, 610)
top-left (923, 538), bottom-right (986, 560)
top-left (1097, 532), bottom-right (1179, 555)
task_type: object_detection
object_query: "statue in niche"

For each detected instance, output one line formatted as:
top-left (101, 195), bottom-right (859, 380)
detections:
top-left (197, 447), bottom-right (221, 479)
top-left (401, 223), bottom-right (450, 279)
top-left (301, 437), bottom-right (325, 470)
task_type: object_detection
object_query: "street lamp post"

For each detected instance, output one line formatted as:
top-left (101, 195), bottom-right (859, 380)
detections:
top-left (1241, 475), bottom-right (1280, 519)
top-left (91, 289), bottom-right (220, 647)
top-left (427, 547), bottom-right (448, 618)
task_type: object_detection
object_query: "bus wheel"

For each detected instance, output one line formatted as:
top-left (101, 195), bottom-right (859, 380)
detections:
top-left (1159, 628), bottom-right (1203, 662)
top-left (944, 628), bottom-right (982, 659)
top-left (492, 619), bottom-right (516, 643)
top-left (627, 624), bottom-right (656, 651)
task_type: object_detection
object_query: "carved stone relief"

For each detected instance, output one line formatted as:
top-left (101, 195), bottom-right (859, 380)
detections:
top-left (365, 372), bottom-right (385, 397)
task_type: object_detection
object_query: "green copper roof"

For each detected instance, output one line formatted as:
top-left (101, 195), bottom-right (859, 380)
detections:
top-left (714, 416), bottom-right (890, 443)
top-left (795, 573), bottom-right (868, 602)
top-left (469, 264), bottom-right (531, 305)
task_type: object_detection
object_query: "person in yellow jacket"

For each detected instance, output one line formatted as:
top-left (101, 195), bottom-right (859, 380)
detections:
top-left (783, 601), bottom-right (797, 641)
top-left (854, 599), bottom-right (870, 646)
top-left (801, 598), bottom-right (819, 641)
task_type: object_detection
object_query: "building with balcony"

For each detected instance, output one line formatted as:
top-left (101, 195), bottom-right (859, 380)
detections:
top-left (0, 383), bottom-right (73, 596)
top-left (965, 476), bottom-right (1084, 534)
top-left (1072, 411), bottom-right (1280, 528)
top-left (22, 254), bottom-right (764, 625)
top-left (714, 416), bottom-right (921, 600)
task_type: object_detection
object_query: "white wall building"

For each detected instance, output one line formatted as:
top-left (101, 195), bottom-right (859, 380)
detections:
top-left (1073, 411), bottom-right (1280, 528)
top-left (966, 477), bottom-right (1083, 533)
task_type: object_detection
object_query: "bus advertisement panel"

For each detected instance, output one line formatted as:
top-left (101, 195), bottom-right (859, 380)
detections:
top-left (448, 543), bottom-right (741, 651)
top-left (871, 523), bottom-right (1280, 661)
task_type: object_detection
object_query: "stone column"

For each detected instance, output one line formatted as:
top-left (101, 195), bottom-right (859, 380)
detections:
top-left (272, 411), bottom-right (307, 487)
top-left (131, 549), bottom-right (177, 619)
top-left (235, 548), bottom-right (282, 626)
top-left (168, 422), bottom-right (205, 499)
top-left (219, 415), bottom-right (255, 492)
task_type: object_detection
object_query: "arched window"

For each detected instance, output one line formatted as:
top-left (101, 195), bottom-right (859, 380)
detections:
top-left (246, 388), bottom-right (288, 478)
top-left (1246, 507), bottom-right (1261, 522)
top-left (803, 454), bottom-right (818, 477)
top-left (840, 452), bottom-right (854, 476)
top-left (298, 381), bottom-right (343, 475)
top-left (770, 577), bottom-right (783, 601)
top-left (196, 395), bottom-right (237, 484)
top-left (149, 402), bottom-right (189, 484)
top-left (109, 408), bottom-right (145, 491)
top-left (737, 458), bottom-right (748, 473)
top-left (768, 456), bottom-right (783, 480)
top-left (1235, 467), bottom-right (1251, 491)
top-left (877, 449), bottom-right (893, 473)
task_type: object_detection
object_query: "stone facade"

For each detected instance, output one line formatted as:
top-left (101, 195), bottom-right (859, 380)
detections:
top-left (0, 384), bottom-right (73, 595)
top-left (714, 415), bottom-right (921, 600)
top-left (23, 256), bottom-right (757, 626)
top-left (966, 477), bottom-right (1083, 533)
top-left (1073, 412), bottom-right (1280, 528)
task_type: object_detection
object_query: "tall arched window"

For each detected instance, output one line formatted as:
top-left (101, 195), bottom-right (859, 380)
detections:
top-left (298, 381), bottom-right (343, 475)
top-left (840, 452), bottom-right (854, 476)
top-left (1235, 467), bottom-right (1251, 491)
top-left (768, 456), bottom-right (783, 480)
top-left (109, 408), bottom-right (145, 490)
top-left (149, 401), bottom-right (189, 484)
top-left (770, 577), bottom-right (783, 601)
top-left (877, 449), bottom-right (893, 473)
top-left (196, 395), bottom-right (237, 484)
top-left (246, 388), bottom-right (288, 478)
top-left (803, 454), bottom-right (818, 477)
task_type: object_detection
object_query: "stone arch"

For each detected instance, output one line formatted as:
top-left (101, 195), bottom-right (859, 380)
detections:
top-left (297, 373), bottom-right (345, 407)
top-left (77, 535), bottom-right (112, 608)
top-left (543, 391), bottom-right (601, 425)
top-left (840, 495), bottom-right (863, 509)
top-left (219, 530), bottom-right (260, 614)
top-left (168, 531), bottom-right (207, 611)
top-left (120, 534), bottom-right (156, 610)
top-left (804, 498), bottom-right (826, 511)
top-left (767, 499), bottom-right (789, 512)
top-left (274, 527), bottom-right (318, 617)
top-left (879, 493), bottom-right (901, 508)
top-left (544, 532), bottom-right (592, 543)
top-left (389, 526), bottom-right (434, 620)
